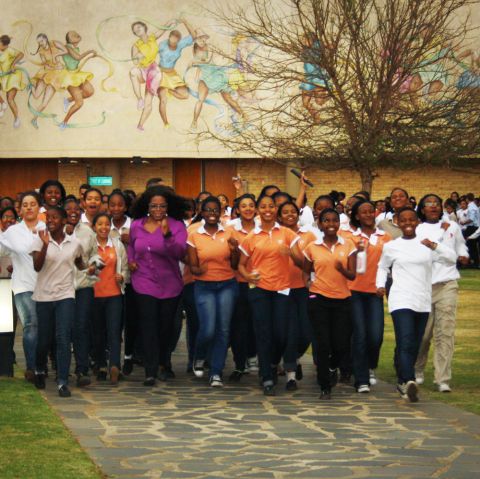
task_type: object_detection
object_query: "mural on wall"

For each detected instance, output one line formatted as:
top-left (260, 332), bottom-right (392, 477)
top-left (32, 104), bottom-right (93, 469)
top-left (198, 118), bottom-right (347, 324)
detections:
top-left (0, 0), bottom-right (263, 157)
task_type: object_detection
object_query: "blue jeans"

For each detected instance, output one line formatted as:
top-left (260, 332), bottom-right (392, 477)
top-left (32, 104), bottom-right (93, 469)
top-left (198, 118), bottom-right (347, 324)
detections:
top-left (92, 295), bottom-right (123, 369)
top-left (351, 291), bottom-right (384, 387)
top-left (73, 287), bottom-right (94, 375)
top-left (194, 279), bottom-right (238, 377)
top-left (36, 299), bottom-right (75, 386)
top-left (14, 291), bottom-right (38, 371)
top-left (247, 287), bottom-right (292, 386)
top-left (391, 309), bottom-right (429, 384)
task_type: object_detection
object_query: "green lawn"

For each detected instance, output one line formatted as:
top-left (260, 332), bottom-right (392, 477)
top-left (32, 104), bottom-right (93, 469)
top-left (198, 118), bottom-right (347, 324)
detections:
top-left (0, 379), bottom-right (103, 479)
top-left (377, 269), bottom-right (480, 415)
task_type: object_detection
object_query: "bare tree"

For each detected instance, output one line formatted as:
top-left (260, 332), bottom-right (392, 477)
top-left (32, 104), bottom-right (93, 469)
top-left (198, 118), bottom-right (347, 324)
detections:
top-left (196, 0), bottom-right (480, 193)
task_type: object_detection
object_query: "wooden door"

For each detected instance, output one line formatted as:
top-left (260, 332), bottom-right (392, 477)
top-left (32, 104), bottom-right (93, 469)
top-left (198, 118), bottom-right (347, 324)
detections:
top-left (173, 159), bottom-right (202, 199)
top-left (0, 159), bottom-right (59, 198)
top-left (203, 159), bottom-right (237, 204)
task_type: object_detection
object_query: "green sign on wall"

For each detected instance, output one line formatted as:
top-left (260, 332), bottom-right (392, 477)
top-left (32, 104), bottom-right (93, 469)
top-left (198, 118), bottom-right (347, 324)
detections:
top-left (89, 176), bottom-right (113, 187)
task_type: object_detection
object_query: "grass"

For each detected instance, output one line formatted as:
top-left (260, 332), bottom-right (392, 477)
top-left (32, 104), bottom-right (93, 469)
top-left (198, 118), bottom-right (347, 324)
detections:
top-left (0, 378), bottom-right (103, 479)
top-left (376, 269), bottom-right (480, 415)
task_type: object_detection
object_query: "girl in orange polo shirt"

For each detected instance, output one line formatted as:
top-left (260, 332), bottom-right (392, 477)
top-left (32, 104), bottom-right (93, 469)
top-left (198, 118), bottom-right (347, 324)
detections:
top-left (227, 194), bottom-right (257, 381)
top-left (349, 200), bottom-right (392, 393)
top-left (278, 201), bottom-right (316, 390)
top-left (303, 208), bottom-right (362, 400)
top-left (187, 196), bottom-right (240, 387)
top-left (92, 213), bottom-right (129, 385)
top-left (238, 195), bottom-right (303, 396)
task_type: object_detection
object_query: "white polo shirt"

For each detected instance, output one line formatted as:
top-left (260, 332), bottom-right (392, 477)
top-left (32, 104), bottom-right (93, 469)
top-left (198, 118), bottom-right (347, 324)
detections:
top-left (0, 221), bottom-right (46, 295)
top-left (30, 234), bottom-right (83, 302)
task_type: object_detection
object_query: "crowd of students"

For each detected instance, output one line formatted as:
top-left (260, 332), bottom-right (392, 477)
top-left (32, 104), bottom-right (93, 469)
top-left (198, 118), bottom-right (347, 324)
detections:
top-left (0, 174), bottom-right (475, 401)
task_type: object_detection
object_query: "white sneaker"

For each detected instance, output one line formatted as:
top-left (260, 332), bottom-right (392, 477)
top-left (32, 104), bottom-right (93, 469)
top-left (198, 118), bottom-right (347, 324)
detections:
top-left (137, 98), bottom-right (144, 111)
top-left (193, 360), bottom-right (205, 378)
top-left (397, 382), bottom-right (408, 399)
top-left (210, 375), bottom-right (224, 387)
top-left (369, 369), bottom-right (377, 386)
top-left (13, 118), bottom-right (21, 129)
top-left (247, 357), bottom-right (259, 373)
top-left (415, 371), bottom-right (424, 385)
top-left (438, 383), bottom-right (452, 393)
top-left (357, 384), bottom-right (370, 393)
top-left (406, 380), bottom-right (419, 402)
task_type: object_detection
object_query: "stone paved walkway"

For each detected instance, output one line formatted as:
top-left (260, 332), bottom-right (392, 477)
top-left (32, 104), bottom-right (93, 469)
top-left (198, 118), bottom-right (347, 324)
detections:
top-left (31, 341), bottom-right (480, 479)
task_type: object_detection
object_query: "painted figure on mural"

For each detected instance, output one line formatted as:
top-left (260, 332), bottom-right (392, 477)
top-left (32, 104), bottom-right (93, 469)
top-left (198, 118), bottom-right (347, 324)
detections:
top-left (0, 34), bottom-right (26, 128)
top-left (59, 31), bottom-right (96, 130)
top-left (228, 35), bottom-right (259, 103)
top-left (299, 34), bottom-right (330, 124)
top-left (30, 33), bottom-right (67, 129)
top-left (190, 29), bottom-right (247, 131)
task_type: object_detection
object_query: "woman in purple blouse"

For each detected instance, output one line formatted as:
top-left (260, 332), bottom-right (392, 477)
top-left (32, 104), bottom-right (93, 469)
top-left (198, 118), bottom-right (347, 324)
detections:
top-left (128, 186), bottom-right (189, 386)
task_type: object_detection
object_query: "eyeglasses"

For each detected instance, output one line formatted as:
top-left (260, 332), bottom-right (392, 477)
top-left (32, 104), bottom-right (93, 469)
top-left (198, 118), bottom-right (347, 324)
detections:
top-left (204, 208), bottom-right (220, 214)
top-left (424, 201), bottom-right (440, 207)
top-left (149, 203), bottom-right (168, 210)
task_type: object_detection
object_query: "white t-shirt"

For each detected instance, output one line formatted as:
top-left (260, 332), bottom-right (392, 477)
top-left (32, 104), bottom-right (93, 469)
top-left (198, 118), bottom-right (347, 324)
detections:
top-left (376, 237), bottom-right (457, 313)
top-left (0, 221), bottom-right (46, 295)
top-left (416, 221), bottom-right (467, 284)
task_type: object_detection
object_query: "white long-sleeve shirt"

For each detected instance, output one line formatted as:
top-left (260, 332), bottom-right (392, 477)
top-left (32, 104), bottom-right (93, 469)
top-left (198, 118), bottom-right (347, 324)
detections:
top-left (0, 221), bottom-right (46, 295)
top-left (416, 221), bottom-right (468, 284)
top-left (376, 237), bottom-right (457, 313)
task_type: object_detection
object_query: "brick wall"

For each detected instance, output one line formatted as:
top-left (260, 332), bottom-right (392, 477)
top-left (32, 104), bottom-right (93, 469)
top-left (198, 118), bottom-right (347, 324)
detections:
top-left (59, 159), bottom-right (480, 201)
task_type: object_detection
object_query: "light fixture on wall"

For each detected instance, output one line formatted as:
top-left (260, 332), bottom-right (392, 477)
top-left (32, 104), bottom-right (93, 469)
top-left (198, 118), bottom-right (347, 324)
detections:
top-left (58, 157), bottom-right (79, 165)
top-left (130, 156), bottom-right (151, 165)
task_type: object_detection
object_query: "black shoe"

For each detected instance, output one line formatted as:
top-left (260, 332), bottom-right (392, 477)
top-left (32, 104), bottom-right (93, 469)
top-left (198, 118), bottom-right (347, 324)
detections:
top-left (96, 370), bottom-right (107, 381)
top-left (186, 365), bottom-right (193, 374)
top-left (76, 374), bottom-right (91, 388)
top-left (58, 385), bottom-right (71, 398)
top-left (286, 379), bottom-right (298, 391)
top-left (263, 385), bottom-right (276, 396)
top-left (271, 366), bottom-right (278, 385)
top-left (143, 377), bottom-right (155, 386)
top-left (329, 369), bottom-right (338, 388)
top-left (122, 359), bottom-right (133, 376)
top-left (34, 373), bottom-right (46, 389)
top-left (320, 389), bottom-right (331, 400)
top-left (158, 369), bottom-right (168, 382)
top-left (229, 370), bottom-right (244, 382)
top-left (296, 364), bottom-right (303, 381)
top-left (165, 366), bottom-right (175, 379)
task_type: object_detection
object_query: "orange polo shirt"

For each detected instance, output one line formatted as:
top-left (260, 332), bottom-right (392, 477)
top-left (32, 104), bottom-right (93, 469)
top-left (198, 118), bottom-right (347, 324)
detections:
top-left (94, 240), bottom-right (121, 298)
top-left (289, 228), bottom-right (316, 289)
top-left (187, 224), bottom-right (235, 282)
top-left (304, 236), bottom-right (357, 299)
top-left (239, 223), bottom-right (299, 292)
top-left (227, 219), bottom-right (255, 283)
top-left (182, 221), bottom-right (203, 285)
top-left (348, 229), bottom-right (392, 293)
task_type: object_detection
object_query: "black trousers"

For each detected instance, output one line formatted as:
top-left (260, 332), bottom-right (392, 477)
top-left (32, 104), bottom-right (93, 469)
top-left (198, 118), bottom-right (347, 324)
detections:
top-left (136, 292), bottom-right (181, 378)
top-left (308, 293), bottom-right (352, 389)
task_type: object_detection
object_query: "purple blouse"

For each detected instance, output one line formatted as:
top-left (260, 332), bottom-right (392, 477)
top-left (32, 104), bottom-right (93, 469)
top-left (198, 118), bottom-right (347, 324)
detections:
top-left (127, 217), bottom-right (187, 299)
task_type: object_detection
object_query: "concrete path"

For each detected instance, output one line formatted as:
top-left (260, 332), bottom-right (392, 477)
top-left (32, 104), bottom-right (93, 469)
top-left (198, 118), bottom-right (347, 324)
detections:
top-left (33, 345), bottom-right (480, 479)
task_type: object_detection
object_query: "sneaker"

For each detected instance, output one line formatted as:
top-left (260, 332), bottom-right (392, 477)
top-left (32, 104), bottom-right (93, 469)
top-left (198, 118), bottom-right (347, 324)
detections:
top-left (406, 380), bottom-right (419, 402)
top-left (438, 383), bottom-right (452, 393)
top-left (320, 389), bottom-right (331, 400)
top-left (369, 369), bottom-right (377, 386)
top-left (58, 385), bottom-right (71, 398)
top-left (357, 384), bottom-right (370, 393)
top-left (210, 375), bottom-right (224, 387)
top-left (76, 374), bottom-right (91, 388)
top-left (143, 377), bottom-right (155, 386)
top-left (122, 359), bottom-right (133, 376)
top-left (34, 373), bottom-right (46, 389)
top-left (415, 371), bottom-right (425, 385)
top-left (96, 370), bottom-right (107, 381)
top-left (329, 368), bottom-right (338, 388)
top-left (397, 382), bottom-right (408, 399)
top-left (286, 379), bottom-right (298, 391)
top-left (247, 357), bottom-right (259, 373)
top-left (263, 385), bottom-right (276, 396)
top-left (110, 366), bottom-right (120, 385)
top-left (296, 363), bottom-right (304, 381)
top-left (24, 369), bottom-right (35, 383)
top-left (193, 360), bottom-right (205, 378)
top-left (229, 370), bottom-right (244, 382)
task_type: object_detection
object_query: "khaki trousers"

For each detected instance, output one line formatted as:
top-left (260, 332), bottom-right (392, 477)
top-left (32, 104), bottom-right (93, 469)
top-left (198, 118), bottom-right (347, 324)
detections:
top-left (415, 280), bottom-right (458, 385)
